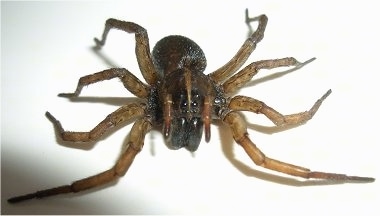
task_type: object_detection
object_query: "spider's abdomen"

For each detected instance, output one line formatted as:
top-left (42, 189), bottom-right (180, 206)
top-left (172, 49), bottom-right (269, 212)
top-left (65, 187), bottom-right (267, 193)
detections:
top-left (152, 35), bottom-right (207, 77)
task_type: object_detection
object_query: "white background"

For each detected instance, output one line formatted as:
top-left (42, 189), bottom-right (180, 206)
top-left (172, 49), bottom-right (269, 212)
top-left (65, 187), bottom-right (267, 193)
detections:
top-left (2, 1), bottom-right (379, 214)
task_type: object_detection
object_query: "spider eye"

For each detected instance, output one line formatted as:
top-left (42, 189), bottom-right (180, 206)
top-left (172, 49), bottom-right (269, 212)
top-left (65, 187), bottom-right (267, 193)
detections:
top-left (177, 91), bottom-right (202, 114)
top-left (191, 101), bottom-right (198, 108)
top-left (214, 97), bottom-right (226, 105)
top-left (180, 99), bottom-right (188, 109)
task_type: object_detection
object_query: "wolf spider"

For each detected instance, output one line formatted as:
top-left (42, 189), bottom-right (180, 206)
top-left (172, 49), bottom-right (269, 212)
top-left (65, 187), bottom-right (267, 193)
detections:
top-left (8, 9), bottom-right (374, 203)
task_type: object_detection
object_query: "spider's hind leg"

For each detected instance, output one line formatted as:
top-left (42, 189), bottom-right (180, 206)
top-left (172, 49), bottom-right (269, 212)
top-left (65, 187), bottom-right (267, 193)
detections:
top-left (222, 111), bottom-right (375, 182)
top-left (8, 117), bottom-right (152, 203)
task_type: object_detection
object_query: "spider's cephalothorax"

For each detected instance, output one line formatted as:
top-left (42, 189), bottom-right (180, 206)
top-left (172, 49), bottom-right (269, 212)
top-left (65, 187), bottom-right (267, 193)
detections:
top-left (8, 9), bottom-right (374, 204)
top-left (151, 35), bottom-right (221, 151)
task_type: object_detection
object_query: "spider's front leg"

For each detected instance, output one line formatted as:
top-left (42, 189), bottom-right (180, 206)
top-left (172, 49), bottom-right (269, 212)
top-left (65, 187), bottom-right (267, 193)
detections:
top-left (209, 9), bottom-right (267, 83)
top-left (222, 111), bottom-right (374, 182)
top-left (46, 102), bottom-right (145, 143)
top-left (94, 19), bottom-right (157, 85)
top-left (8, 117), bottom-right (152, 203)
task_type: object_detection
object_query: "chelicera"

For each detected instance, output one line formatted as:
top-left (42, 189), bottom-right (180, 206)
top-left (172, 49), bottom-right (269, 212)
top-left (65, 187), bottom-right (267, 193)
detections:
top-left (8, 9), bottom-right (374, 203)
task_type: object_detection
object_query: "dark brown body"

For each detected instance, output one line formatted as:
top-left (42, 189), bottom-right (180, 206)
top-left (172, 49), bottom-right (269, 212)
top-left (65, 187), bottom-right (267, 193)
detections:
top-left (150, 35), bottom-right (223, 151)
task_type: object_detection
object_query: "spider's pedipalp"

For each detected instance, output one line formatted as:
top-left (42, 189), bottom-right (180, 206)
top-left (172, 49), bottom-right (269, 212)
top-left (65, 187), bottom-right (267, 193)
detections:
top-left (202, 96), bottom-right (212, 142)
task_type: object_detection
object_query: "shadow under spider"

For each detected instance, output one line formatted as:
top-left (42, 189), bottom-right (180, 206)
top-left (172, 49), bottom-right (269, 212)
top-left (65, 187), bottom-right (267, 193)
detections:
top-left (247, 122), bottom-right (301, 135)
top-left (91, 46), bottom-right (120, 68)
top-left (65, 96), bottom-right (142, 106)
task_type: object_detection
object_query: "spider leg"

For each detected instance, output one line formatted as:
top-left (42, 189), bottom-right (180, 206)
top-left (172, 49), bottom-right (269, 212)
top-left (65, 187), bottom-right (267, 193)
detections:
top-left (228, 89), bottom-right (331, 127)
top-left (222, 57), bottom-right (315, 94)
top-left (222, 111), bottom-right (375, 182)
top-left (46, 103), bottom-right (145, 142)
top-left (8, 117), bottom-right (152, 203)
top-left (209, 9), bottom-right (267, 83)
top-left (58, 68), bottom-right (150, 98)
top-left (94, 19), bottom-right (157, 85)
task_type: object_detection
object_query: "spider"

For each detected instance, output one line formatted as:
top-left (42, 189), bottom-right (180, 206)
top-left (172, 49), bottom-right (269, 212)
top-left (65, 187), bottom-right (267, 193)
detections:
top-left (8, 9), bottom-right (374, 203)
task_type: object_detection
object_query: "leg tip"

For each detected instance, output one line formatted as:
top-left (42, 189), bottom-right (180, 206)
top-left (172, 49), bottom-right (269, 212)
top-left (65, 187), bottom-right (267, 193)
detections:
top-left (93, 37), bottom-right (103, 50)
top-left (347, 176), bottom-right (375, 183)
top-left (309, 171), bottom-right (375, 183)
top-left (45, 111), bottom-right (58, 123)
top-left (322, 89), bottom-right (332, 100)
top-left (58, 93), bottom-right (76, 98)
